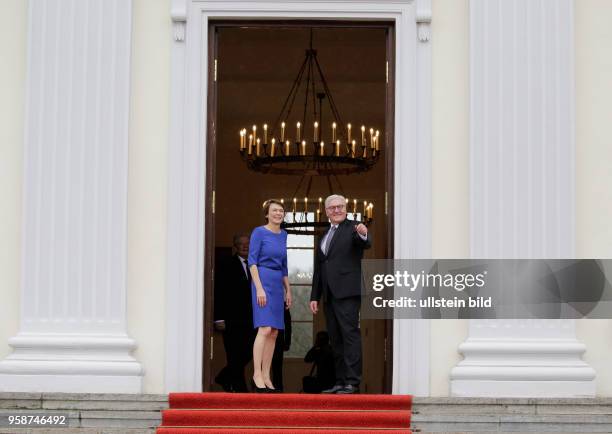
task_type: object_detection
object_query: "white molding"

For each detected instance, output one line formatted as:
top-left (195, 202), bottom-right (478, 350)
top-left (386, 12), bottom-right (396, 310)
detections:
top-left (452, 0), bottom-right (594, 398)
top-left (166, 0), bottom-right (432, 394)
top-left (416, 0), bottom-right (432, 42)
top-left (171, 0), bottom-right (187, 41)
top-left (0, 0), bottom-right (143, 393)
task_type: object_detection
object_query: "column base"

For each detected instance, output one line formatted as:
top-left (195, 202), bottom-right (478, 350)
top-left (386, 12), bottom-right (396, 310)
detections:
top-left (451, 379), bottom-right (596, 398)
top-left (0, 373), bottom-right (142, 393)
top-left (0, 333), bottom-right (144, 393)
top-left (450, 336), bottom-right (597, 398)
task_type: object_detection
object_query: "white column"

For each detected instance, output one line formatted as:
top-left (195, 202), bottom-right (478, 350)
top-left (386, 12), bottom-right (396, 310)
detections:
top-left (451, 0), bottom-right (595, 397)
top-left (0, 0), bottom-right (143, 393)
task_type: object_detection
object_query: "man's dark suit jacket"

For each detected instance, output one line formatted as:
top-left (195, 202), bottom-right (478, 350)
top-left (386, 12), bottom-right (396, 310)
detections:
top-left (310, 218), bottom-right (372, 301)
top-left (214, 254), bottom-right (253, 327)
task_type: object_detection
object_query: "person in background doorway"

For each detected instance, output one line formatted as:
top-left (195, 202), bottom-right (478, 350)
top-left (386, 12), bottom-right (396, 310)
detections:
top-left (271, 306), bottom-right (292, 392)
top-left (214, 232), bottom-right (255, 392)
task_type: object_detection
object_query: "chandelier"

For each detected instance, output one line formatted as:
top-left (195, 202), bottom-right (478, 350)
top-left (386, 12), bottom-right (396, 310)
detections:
top-left (238, 31), bottom-right (382, 176)
top-left (274, 196), bottom-right (374, 235)
top-left (242, 29), bottom-right (381, 234)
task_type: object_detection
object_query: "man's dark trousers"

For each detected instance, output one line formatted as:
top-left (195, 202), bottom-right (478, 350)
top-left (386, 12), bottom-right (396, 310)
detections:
top-left (220, 323), bottom-right (255, 392)
top-left (324, 290), bottom-right (361, 387)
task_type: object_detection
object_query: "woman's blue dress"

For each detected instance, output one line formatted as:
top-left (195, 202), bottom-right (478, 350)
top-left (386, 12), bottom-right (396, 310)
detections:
top-left (248, 226), bottom-right (288, 330)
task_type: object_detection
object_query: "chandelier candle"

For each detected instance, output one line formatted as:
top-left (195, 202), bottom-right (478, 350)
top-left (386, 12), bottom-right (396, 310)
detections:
top-left (256, 138), bottom-right (261, 156)
top-left (351, 140), bottom-right (356, 158)
top-left (263, 124), bottom-right (268, 144)
top-left (370, 128), bottom-right (374, 146)
top-left (335, 140), bottom-right (340, 156)
top-left (320, 141), bottom-right (325, 156)
top-left (293, 198), bottom-right (297, 213)
top-left (296, 122), bottom-right (301, 142)
top-left (361, 125), bottom-right (366, 147)
top-left (270, 138), bottom-right (276, 157)
top-left (375, 130), bottom-right (380, 150)
top-left (301, 140), bottom-right (306, 156)
top-left (285, 140), bottom-right (290, 156)
top-left (353, 199), bottom-right (357, 214)
top-left (332, 122), bottom-right (337, 143)
top-left (304, 197), bottom-right (308, 213)
top-left (314, 122), bottom-right (319, 142)
top-left (252, 125), bottom-right (257, 144)
top-left (316, 209), bottom-right (320, 222)
top-left (347, 123), bottom-right (352, 143)
top-left (281, 122), bottom-right (286, 142)
top-left (248, 134), bottom-right (253, 155)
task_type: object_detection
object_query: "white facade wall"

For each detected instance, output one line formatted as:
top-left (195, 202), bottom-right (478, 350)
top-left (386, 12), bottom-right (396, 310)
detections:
top-left (575, 0), bottom-right (612, 397)
top-left (0, 0), bottom-right (27, 362)
top-left (429, 0), bottom-right (469, 397)
top-left (0, 0), bottom-right (611, 396)
top-left (127, 0), bottom-right (171, 395)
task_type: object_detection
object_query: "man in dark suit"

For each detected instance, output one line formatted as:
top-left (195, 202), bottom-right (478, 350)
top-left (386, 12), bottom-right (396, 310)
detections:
top-left (310, 194), bottom-right (371, 394)
top-left (214, 233), bottom-right (255, 392)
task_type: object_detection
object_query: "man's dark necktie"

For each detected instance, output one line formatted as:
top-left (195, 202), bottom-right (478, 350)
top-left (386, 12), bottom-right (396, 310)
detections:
top-left (244, 260), bottom-right (251, 280)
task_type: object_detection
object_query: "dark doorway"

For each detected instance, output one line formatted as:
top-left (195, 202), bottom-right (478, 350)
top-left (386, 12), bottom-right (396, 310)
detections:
top-left (204, 22), bottom-right (395, 394)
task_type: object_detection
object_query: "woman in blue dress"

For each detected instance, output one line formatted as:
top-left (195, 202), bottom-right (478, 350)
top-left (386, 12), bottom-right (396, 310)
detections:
top-left (249, 199), bottom-right (292, 392)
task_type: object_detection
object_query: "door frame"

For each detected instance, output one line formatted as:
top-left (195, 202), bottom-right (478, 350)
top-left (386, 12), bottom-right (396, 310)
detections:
top-left (166, 0), bottom-right (432, 395)
top-left (206, 20), bottom-right (396, 393)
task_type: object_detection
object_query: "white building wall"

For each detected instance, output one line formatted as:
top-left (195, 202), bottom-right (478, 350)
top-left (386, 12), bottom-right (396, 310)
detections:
top-left (0, 0), bottom-right (611, 396)
top-left (429, 0), bottom-right (469, 397)
top-left (0, 0), bottom-right (27, 361)
top-left (127, 0), bottom-right (171, 395)
top-left (575, 0), bottom-right (612, 397)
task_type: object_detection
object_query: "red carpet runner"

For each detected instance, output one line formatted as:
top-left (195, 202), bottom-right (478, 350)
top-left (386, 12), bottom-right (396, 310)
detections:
top-left (157, 392), bottom-right (412, 433)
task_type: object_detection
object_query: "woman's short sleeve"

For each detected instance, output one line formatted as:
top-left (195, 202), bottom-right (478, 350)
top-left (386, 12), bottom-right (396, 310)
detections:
top-left (248, 228), bottom-right (262, 266)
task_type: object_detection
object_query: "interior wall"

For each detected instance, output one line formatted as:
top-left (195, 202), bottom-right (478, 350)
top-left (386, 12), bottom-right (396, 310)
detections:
top-left (575, 0), bottom-right (612, 397)
top-left (0, 0), bottom-right (27, 360)
top-left (126, 0), bottom-right (171, 394)
top-left (429, 0), bottom-right (470, 397)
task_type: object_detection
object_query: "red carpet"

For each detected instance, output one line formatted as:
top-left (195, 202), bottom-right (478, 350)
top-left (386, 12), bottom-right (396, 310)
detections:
top-left (157, 392), bottom-right (412, 433)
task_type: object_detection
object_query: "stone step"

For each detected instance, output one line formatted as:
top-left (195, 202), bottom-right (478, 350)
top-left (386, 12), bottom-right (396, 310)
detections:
top-left (3, 393), bottom-right (612, 432)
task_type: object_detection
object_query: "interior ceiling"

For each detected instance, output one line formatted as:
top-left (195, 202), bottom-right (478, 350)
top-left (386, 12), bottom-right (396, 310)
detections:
top-left (217, 26), bottom-right (386, 83)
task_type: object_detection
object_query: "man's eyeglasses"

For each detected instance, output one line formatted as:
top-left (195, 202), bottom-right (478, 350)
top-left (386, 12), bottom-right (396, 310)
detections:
top-left (326, 204), bottom-right (346, 211)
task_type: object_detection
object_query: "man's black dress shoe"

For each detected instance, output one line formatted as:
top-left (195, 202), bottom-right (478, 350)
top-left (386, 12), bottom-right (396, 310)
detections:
top-left (321, 384), bottom-right (345, 394)
top-left (336, 384), bottom-right (359, 394)
top-left (215, 377), bottom-right (233, 392)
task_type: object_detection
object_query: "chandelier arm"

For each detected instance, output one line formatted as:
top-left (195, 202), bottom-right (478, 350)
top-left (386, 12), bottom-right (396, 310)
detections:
top-left (270, 54), bottom-right (310, 138)
top-left (290, 173), bottom-right (307, 202)
top-left (284, 59), bottom-right (309, 134)
top-left (311, 57), bottom-right (318, 127)
top-left (313, 55), bottom-right (345, 132)
top-left (332, 172), bottom-right (347, 198)
top-left (301, 52), bottom-right (314, 129)
top-left (326, 175), bottom-right (334, 197)
top-left (305, 176), bottom-right (313, 198)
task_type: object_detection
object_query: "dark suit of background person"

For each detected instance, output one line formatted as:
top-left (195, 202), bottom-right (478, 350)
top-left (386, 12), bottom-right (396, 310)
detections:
top-left (214, 241), bottom-right (255, 392)
top-left (271, 307), bottom-right (292, 391)
top-left (310, 207), bottom-right (371, 394)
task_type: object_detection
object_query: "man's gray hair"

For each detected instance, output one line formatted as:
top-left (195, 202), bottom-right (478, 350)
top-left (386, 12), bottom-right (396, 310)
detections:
top-left (233, 232), bottom-right (250, 246)
top-left (325, 194), bottom-right (346, 208)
